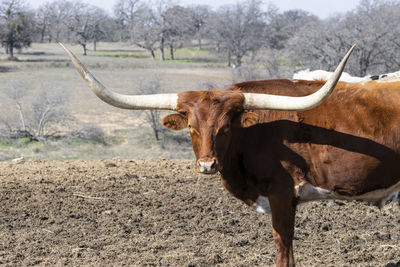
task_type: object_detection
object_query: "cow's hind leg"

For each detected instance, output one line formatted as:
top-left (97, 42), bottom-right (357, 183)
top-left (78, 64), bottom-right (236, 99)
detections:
top-left (268, 194), bottom-right (296, 267)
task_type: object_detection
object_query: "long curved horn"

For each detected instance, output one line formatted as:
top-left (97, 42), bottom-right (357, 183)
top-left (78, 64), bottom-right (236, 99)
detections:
top-left (59, 43), bottom-right (178, 110)
top-left (243, 44), bottom-right (356, 110)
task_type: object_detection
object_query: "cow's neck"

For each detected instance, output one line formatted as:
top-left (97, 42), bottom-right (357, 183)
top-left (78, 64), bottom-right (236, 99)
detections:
top-left (217, 130), bottom-right (262, 204)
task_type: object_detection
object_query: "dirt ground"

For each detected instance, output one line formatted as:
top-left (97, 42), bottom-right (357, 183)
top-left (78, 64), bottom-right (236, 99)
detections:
top-left (0, 159), bottom-right (399, 266)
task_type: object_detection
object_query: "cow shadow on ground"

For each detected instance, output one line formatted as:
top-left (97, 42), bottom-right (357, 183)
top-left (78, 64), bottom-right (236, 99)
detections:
top-left (385, 260), bottom-right (400, 267)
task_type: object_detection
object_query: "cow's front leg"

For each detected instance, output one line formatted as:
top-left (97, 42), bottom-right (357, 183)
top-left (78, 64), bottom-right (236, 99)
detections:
top-left (269, 194), bottom-right (296, 267)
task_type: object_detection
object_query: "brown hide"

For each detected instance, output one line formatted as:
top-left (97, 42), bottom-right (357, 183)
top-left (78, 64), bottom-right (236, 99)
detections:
top-left (163, 79), bottom-right (400, 201)
top-left (162, 79), bottom-right (400, 267)
top-left (227, 79), bottom-right (400, 198)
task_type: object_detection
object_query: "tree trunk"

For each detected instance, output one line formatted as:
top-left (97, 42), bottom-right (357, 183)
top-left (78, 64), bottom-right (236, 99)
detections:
top-left (93, 40), bottom-right (97, 51)
top-left (150, 49), bottom-right (156, 60)
top-left (9, 46), bottom-right (14, 58)
top-left (149, 111), bottom-right (160, 141)
top-left (236, 55), bottom-right (242, 67)
top-left (15, 101), bottom-right (26, 131)
top-left (154, 128), bottom-right (159, 141)
top-left (37, 105), bottom-right (51, 138)
top-left (170, 45), bottom-right (174, 60)
top-left (40, 28), bottom-right (45, 43)
top-left (55, 31), bottom-right (60, 43)
top-left (160, 36), bottom-right (165, 61)
top-left (82, 44), bottom-right (87, 56)
top-left (249, 50), bottom-right (255, 62)
top-left (198, 37), bottom-right (202, 50)
top-left (227, 50), bottom-right (231, 67)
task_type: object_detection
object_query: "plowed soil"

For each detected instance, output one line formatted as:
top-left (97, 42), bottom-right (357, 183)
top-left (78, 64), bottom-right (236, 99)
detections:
top-left (1, 159), bottom-right (399, 266)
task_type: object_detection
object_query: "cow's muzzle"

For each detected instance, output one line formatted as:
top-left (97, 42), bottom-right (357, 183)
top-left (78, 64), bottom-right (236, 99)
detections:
top-left (197, 158), bottom-right (218, 174)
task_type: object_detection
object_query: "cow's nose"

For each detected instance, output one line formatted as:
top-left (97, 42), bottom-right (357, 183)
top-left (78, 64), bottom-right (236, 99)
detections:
top-left (197, 158), bottom-right (218, 174)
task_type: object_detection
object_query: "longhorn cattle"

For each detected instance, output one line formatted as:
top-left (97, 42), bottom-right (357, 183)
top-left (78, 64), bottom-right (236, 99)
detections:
top-left (60, 43), bottom-right (400, 267)
top-left (294, 68), bottom-right (400, 83)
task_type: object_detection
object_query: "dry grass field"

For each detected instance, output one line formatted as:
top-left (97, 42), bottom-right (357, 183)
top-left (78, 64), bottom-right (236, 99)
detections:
top-left (0, 42), bottom-right (233, 160)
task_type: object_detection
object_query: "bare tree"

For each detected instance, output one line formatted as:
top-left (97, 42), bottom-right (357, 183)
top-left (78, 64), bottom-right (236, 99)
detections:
top-left (0, 0), bottom-right (32, 59)
top-left (28, 89), bottom-right (71, 138)
top-left (345, 0), bottom-right (400, 75)
top-left (290, 0), bottom-right (400, 76)
top-left (35, 0), bottom-right (74, 43)
top-left (130, 5), bottom-right (160, 59)
top-left (162, 5), bottom-right (196, 60)
top-left (153, 0), bottom-right (175, 61)
top-left (2, 81), bottom-right (31, 136)
top-left (210, 0), bottom-right (266, 67)
top-left (113, 0), bottom-right (144, 42)
top-left (116, 1), bottom-right (195, 61)
top-left (137, 79), bottom-right (165, 141)
top-left (97, 17), bottom-right (120, 43)
top-left (266, 8), bottom-right (318, 50)
top-left (0, 81), bottom-right (72, 140)
top-left (35, 2), bottom-right (51, 42)
top-left (114, 0), bottom-right (164, 59)
top-left (188, 5), bottom-right (212, 50)
top-left (91, 16), bottom-right (109, 51)
top-left (68, 3), bottom-right (108, 55)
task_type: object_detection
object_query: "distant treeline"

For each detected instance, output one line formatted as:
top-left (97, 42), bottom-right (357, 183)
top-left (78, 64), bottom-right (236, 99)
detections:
top-left (1, 0), bottom-right (400, 76)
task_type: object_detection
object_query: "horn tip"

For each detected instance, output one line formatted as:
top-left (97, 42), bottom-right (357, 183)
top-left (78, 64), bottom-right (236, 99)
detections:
top-left (59, 43), bottom-right (70, 55)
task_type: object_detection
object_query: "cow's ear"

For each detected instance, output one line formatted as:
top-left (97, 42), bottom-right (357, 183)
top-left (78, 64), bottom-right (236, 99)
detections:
top-left (162, 113), bottom-right (188, 130)
top-left (239, 111), bottom-right (259, 128)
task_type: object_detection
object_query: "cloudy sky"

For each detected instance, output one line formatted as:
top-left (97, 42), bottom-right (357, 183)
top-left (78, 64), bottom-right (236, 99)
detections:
top-left (28, 0), bottom-right (361, 19)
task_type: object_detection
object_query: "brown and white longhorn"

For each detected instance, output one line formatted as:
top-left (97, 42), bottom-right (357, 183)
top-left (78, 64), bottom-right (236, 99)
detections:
top-left (62, 43), bottom-right (399, 267)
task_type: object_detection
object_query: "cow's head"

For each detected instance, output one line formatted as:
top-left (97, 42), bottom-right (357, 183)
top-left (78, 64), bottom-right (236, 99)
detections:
top-left (60, 43), bottom-right (355, 174)
top-left (162, 90), bottom-right (259, 173)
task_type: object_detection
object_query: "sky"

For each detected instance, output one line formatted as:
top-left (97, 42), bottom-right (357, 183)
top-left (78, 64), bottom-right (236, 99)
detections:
top-left (28, 0), bottom-right (362, 19)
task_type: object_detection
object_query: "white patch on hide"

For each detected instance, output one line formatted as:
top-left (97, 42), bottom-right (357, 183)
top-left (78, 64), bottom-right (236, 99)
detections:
top-left (252, 196), bottom-right (271, 214)
top-left (295, 182), bottom-right (333, 202)
top-left (293, 69), bottom-right (368, 83)
top-left (391, 191), bottom-right (399, 202)
top-left (295, 180), bottom-right (400, 207)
